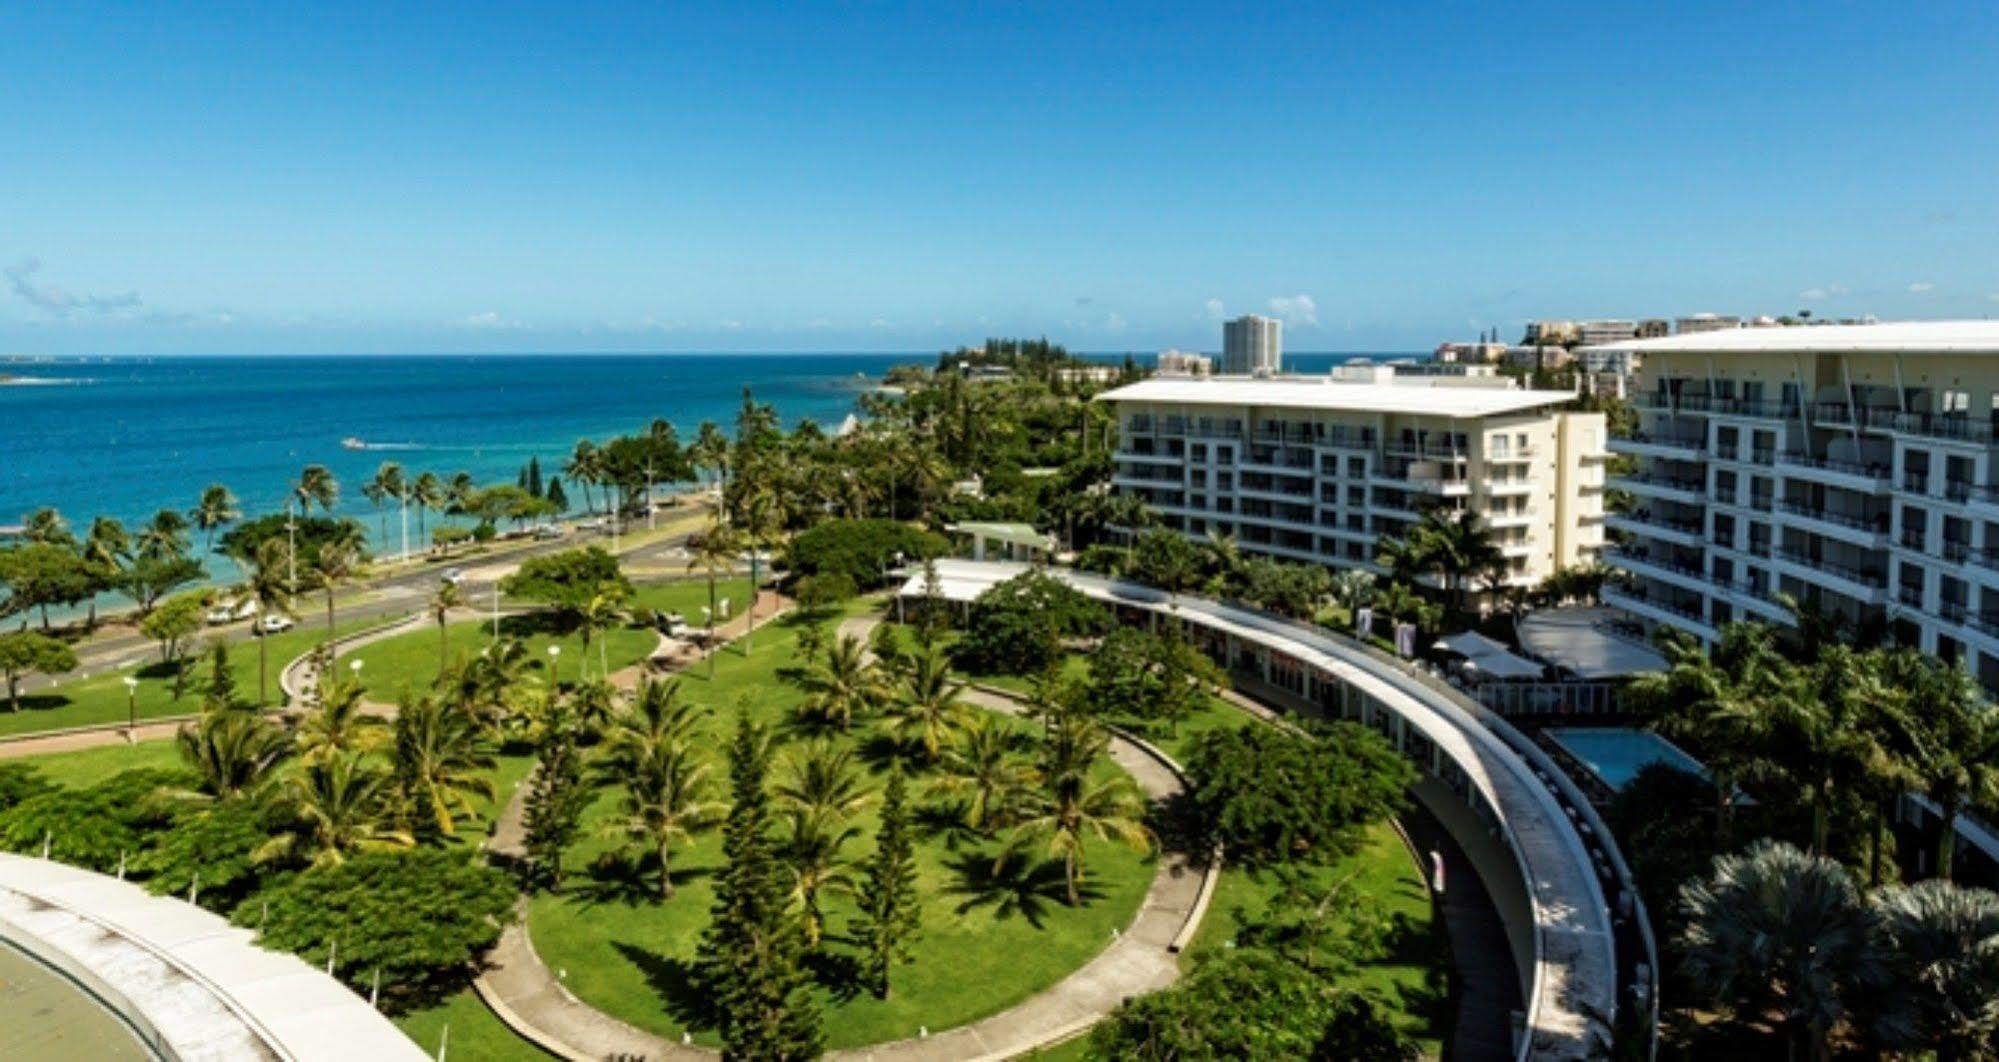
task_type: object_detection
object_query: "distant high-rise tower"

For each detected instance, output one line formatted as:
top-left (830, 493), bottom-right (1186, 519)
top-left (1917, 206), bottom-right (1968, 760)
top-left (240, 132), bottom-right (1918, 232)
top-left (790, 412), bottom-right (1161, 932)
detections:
top-left (1223, 314), bottom-right (1283, 375)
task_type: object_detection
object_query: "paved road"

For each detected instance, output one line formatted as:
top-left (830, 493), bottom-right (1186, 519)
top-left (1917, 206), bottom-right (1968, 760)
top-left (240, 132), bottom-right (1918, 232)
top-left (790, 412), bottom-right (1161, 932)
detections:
top-left (12, 506), bottom-right (713, 696)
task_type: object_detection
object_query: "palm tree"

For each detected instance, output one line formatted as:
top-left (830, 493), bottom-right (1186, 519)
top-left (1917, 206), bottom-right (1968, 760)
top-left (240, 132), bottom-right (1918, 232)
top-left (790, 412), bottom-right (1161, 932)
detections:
top-left (1201, 531), bottom-right (1245, 597)
top-left (259, 754), bottom-right (414, 869)
top-left (1676, 839), bottom-right (1886, 1062)
top-left (1002, 718), bottom-right (1151, 906)
top-left (736, 482), bottom-right (783, 654)
top-left (1871, 879), bottom-right (1999, 1061)
top-left (565, 439), bottom-right (602, 514)
top-left (297, 668), bottom-right (386, 764)
top-left (775, 742), bottom-right (873, 821)
top-left (137, 509), bottom-right (191, 562)
top-left (80, 517), bottom-right (130, 626)
top-left (687, 519), bottom-right (738, 677)
top-left (1415, 508), bottom-right (1502, 619)
top-left (244, 537), bottom-right (295, 706)
top-left (578, 589), bottom-right (627, 681)
top-left (881, 643), bottom-right (973, 762)
top-left (390, 695), bottom-right (497, 841)
top-left (293, 464), bottom-right (339, 514)
top-left (596, 678), bottom-right (718, 897)
top-left (370, 461), bottom-right (408, 557)
top-left (176, 710), bottom-right (294, 800)
top-left (692, 421), bottom-right (729, 494)
top-left (1628, 624), bottom-right (1781, 845)
top-left (1901, 658), bottom-right (1999, 881)
top-left (411, 472), bottom-right (444, 539)
top-left (1761, 646), bottom-right (1896, 855)
top-left (780, 809), bottom-right (860, 947)
top-left (428, 578), bottom-right (464, 673)
top-left (932, 716), bottom-right (1031, 832)
top-left (794, 634), bottom-right (882, 731)
top-left (307, 537), bottom-right (361, 646)
top-left (189, 484), bottom-right (240, 552)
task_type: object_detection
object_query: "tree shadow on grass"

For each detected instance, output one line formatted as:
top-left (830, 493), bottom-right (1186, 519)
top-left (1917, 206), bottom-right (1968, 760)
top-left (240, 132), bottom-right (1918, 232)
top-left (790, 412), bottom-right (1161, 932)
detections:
top-left (2, 694), bottom-right (75, 714)
top-left (803, 948), bottom-right (867, 1004)
top-left (497, 611), bottom-right (574, 639)
top-left (912, 800), bottom-right (990, 852)
top-left (609, 940), bottom-right (718, 1036)
top-left (1146, 790), bottom-right (1210, 861)
top-left (945, 851), bottom-right (1099, 929)
top-left (566, 852), bottom-right (715, 909)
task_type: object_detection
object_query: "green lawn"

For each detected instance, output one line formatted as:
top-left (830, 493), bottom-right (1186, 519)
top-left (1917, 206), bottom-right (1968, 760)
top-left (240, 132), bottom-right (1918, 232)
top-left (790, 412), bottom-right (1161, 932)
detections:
top-left (0, 618), bottom-right (379, 738)
top-left (395, 987), bottom-right (550, 1061)
top-left (525, 598), bottom-right (1157, 1050)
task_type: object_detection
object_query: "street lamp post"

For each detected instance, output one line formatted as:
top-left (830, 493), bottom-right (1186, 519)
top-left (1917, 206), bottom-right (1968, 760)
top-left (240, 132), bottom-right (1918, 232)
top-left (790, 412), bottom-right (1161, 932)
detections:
top-left (121, 675), bottom-right (138, 739)
top-left (547, 645), bottom-right (562, 687)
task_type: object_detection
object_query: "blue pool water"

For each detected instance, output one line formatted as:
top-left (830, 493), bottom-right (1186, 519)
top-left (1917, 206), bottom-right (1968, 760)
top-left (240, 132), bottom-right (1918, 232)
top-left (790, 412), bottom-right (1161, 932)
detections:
top-left (1546, 728), bottom-right (1706, 791)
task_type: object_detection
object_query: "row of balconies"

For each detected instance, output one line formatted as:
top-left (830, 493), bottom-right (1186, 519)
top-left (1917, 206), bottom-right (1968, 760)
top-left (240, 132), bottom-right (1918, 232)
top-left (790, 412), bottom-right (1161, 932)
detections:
top-left (1629, 393), bottom-right (1999, 446)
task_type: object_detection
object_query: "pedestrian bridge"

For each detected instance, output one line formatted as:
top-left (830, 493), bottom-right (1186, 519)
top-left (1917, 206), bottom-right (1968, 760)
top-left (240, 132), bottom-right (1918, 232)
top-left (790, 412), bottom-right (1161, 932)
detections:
top-left (901, 559), bottom-right (1656, 1060)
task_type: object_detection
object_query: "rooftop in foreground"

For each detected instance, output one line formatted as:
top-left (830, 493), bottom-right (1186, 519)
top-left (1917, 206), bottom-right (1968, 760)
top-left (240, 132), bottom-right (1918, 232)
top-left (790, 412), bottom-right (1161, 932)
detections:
top-left (1585, 319), bottom-right (1999, 355)
top-left (1096, 377), bottom-right (1577, 418)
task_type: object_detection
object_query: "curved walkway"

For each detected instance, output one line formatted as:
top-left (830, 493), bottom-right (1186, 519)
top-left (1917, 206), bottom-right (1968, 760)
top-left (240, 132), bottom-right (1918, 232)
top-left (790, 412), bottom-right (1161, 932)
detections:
top-left (472, 604), bottom-right (1212, 1062)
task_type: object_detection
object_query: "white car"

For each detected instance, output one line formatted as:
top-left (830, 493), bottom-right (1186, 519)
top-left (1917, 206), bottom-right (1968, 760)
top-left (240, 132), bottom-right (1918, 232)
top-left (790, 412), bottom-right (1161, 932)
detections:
top-left (533, 524), bottom-right (566, 540)
top-left (205, 599), bottom-right (257, 625)
top-left (253, 614), bottom-right (295, 636)
top-left (441, 568), bottom-right (466, 586)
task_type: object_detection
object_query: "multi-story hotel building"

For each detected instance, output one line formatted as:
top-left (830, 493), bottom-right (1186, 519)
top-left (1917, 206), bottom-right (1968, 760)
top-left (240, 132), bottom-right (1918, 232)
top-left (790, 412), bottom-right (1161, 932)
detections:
top-left (1100, 372), bottom-right (1608, 588)
top-left (1594, 321), bottom-right (1999, 687)
top-left (1222, 314), bottom-right (1283, 375)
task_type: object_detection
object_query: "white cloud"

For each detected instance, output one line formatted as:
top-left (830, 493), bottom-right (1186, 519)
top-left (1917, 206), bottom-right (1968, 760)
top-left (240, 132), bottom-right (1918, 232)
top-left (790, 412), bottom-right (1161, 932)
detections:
top-left (452, 311), bottom-right (528, 330)
top-left (6, 258), bottom-right (142, 316)
top-left (1266, 293), bottom-right (1319, 327)
top-left (1104, 312), bottom-right (1128, 333)
top-left (1987, 293), bottom-right (1999, 304)
top-left (1798, 284), bottom-right (1849, 301)
top-left (1908, 282), bottom-right (1935, 293)
top-left (1202, 298), bottom-right (1226, 321)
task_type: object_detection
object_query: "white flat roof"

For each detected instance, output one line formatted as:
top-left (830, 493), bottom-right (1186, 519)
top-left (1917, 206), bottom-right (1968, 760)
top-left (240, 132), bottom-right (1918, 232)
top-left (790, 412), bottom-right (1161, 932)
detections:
top-left (1097, 377), bottom-right (1576, 418)
top-left (1586, 319), bottom-right (1999, 355)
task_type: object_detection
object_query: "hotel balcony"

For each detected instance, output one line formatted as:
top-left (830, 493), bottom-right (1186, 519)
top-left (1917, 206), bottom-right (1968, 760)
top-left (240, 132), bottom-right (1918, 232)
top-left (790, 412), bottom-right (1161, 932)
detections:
top-left (1696, 396), bottom-right (1801, 422)
top-left (1483, 477), bottom-right (1537, 497)
top-left (1610, 472), bottom-right (1707, 507)
top-left (1603, 584), bottom-right (1719, 642)
top-left (1604, 547), bottom-right (1713, 595)
top-left (1606, 509), bottom-right (1707, 548)
top-left (1772, 501), bottom-right (1890, 549)
top-left (1608, 431), bottom-right (1706, 460)
top-left (1776, 451), bottom-right (1894, 494)
top-left (1879, 411), bottom-right (1999, 447)
top-left (1772, 546), bottom-right (1888, 606)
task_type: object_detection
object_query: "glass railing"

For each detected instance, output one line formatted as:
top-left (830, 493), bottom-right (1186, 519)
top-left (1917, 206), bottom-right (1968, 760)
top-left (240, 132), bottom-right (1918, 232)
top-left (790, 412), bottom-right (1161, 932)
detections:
top-left (1778, 452), bottom-right (1893, 482)
top-left (1773, 501), bottom-right (1888, 534)
top-left (1774, 547), bottom-right (1886, 588)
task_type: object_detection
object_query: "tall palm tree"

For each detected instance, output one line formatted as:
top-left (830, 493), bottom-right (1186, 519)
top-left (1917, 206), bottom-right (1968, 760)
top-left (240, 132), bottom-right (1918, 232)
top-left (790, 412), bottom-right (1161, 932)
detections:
top-left (307, 537), bottom-right (361, 645)
top-left (881, 643), bottom-right (973, 762)
top-left (1677, 839), bottom-right (1886, 1062)
top-left (390, 695), bottom-right (497, 841)
top-left (370, 461), bottom-right (408, 558)
top-left (596, 679), bottom-right (718, 898)
top-left (565, 439), bottom-right (601, 514)
top-left (692, 420), bottom-right (729, 493)
top-left (1902, 658), bottom-right (1999, 881)
top-left (297, 668), bottom-right (386, 765)
top-left (794, 634), bottom-right (881, 731)
top-left (293, 464), bottom-right (339, 514)
top-left (428, 578), bottom-right (464, 674)
top-left (775, 742), bottom-right (873, 821)
top-left (189, 484), bottom-right (240, 552)
top-left (780, 809), bottom-right (859, 947)
top-left (1416, 508), bottom-right (1503, 619)
top-left (411, 472), bottom-right (444, 539)
top-left (687, 519), bottom-right (738, 678)
top-left (176, 710), bottom-right (294, 800)
top-left (1871, 879), bottom-right (1999, 1060)
top-left (138, 509), bottom-right (191, 562)
top-left (1628, 624), bottom-right (1782, 845)
top-left (258, 754), bottom-right (413, 869)
top-left (1761, 646), bottom-right (1896, 855)
top-left (736, 482), bottom-right (784, 654)
top-left (244, 537), bottom-right (295, 707)
top-left (932, 716), bottom-right (1032, 832)
top-left (578, 589), bottom-right (627, 681)
top-left (80, 516), bottom-right (130, 626)
top-left (1002, 717), bottom-right (1151, 906)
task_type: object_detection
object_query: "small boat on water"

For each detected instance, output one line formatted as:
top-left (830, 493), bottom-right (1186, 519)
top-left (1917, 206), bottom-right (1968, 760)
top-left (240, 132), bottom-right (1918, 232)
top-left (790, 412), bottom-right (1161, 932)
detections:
top-left (342, 437), bottom-right (367, 450)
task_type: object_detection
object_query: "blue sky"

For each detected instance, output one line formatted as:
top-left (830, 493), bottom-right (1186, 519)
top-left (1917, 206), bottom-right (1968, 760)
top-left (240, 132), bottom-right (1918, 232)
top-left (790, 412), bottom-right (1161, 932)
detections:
top-left (3, 2), bottom-right (1997, 355)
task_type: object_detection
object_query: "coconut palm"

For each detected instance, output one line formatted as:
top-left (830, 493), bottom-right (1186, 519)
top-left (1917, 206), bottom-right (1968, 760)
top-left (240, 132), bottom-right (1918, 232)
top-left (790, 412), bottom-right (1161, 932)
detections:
top-left (1676, 839), bottom-right (1886, 1062)
top-left (1414, 508), bottom-right (1502, 618)
top-left (410, 471), bottom-right (444, 538)
top-left (735, 482), bottom-right (784, 653)
top-left (1760, 646), bottom-right (1898, 855)
top-left (794, 634), bottom-right (882, 731)
top-left (780, 809), bottom-right (860, 947)
top-left (307, 536), bottom-right (361, 645)
top-left (175, 710), bottom-right (294, 800)
top-left (1901, 657), bottom-right (1999, 882)
top-left (931, 716), bottom-right (1032, 832)
top-left (881, 643), bottom-right (973, 762)
top-left (686, 519), bottom-right (738, 677)
top-left (1001, 720), bottom-right (1152, 907)
top-left (428, 578), bottom-right (464, 673)
top-left (21, 508), bottom-right (72, 547)
top-left (775, 742), bottom-right (873, 821)
top-left (565, 439), bottom-right (602, 514)
top-left (259, 754), bottom-right (413, 869)
top-left (244, 537), bottom-right (295, 707)
top-left (137, 509), bottom-right (191, 562)
top-left (1628, 624), bottom-right (1782, 845)
top-left (189, 484), bottom-right (241, 551)
top-left (297, 668), bottom-right (385, 764)
top-left (691, 420), bottom-right (729, 493)
top-left (83, 516), bottom-right (131, 570)
top-left (390, 695), bottom-right (497, 841)
top-left (370, 461), bottom-right (409, 557)
top-left (596, 678), bottom-right (718, 897)
top-left (578, 589), bottom-right (627, 681)
top-left (1872, 879), bottom-right (1999, 1060)
top-left (293, 464), bottom-right (339, 514)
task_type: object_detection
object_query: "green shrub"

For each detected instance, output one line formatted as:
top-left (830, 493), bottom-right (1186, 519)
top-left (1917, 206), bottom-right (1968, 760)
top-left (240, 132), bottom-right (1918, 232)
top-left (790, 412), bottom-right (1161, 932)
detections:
top-left (1184, 723), bottom-right (1413, 867)
top-left (783, 519), bottom-right (947, 589)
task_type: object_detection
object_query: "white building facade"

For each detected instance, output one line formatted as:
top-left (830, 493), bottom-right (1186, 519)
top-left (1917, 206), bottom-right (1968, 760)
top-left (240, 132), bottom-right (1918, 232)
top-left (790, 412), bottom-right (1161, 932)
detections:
top-left (1596, 321), bottom-right (1999, 688)
top-left (1101, 376), bottom-right (1607, 588)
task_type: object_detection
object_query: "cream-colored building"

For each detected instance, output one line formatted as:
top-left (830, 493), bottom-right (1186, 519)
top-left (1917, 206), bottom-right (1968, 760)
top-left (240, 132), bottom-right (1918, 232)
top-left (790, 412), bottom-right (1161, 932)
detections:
top-left (1594, 321), bottom-right (1999, 687)
top-left (1099, 375), bottom-right (1607, 589)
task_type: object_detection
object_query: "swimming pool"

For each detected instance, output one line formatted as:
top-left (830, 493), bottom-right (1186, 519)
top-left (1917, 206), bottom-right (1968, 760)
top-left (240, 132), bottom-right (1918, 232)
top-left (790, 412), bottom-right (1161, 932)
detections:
top-left (1546, 727), bottom-right (1707, 791)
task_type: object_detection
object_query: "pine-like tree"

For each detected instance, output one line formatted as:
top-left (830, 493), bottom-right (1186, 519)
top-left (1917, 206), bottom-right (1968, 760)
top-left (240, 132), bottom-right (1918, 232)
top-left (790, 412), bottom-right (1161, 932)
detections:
top-left (527, 457), bottom-right (544, 499)
top-left (201, 641), bottom-right (241, 712)
top-left (698, 712), bottom-right (823, 1060)
top-left (546, 476), bottom-right (569, 513)
top-left (521, 712), bottom-right (588, 890)
top-left (852, 769), bottom-right (921, 999)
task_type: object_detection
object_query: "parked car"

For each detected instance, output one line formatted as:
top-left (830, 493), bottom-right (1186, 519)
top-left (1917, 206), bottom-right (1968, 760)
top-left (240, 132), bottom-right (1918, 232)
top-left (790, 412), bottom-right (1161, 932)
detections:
top-left (441, 568), bottom-right (466, 586)
top-left (205, 598), bottom-right (257, 625)
top-left (253, 614), bottom-right (295, 636)
top-left (533, 524), bottom-right (566, 540)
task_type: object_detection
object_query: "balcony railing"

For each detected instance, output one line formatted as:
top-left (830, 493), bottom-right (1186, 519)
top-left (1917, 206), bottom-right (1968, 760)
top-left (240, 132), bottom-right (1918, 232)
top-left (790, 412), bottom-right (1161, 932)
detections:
top-left (1615, 472), bottom-right (1707, 494)
top-left (1774, 501), bottom-right (1888, 535)
top-left (1778, 451), bottom-right (1893, 484)
top-left (1617, 431), bottom-right (1706, 454)
top-left (1774, 547), bottom-right (1886, 589)
top-left (1904, 472), bottom-right (1931, 494)
top-left (1618, 509), bottom-right (1706, 536)
top-left (1883, 411), bottom-right (1999, 445)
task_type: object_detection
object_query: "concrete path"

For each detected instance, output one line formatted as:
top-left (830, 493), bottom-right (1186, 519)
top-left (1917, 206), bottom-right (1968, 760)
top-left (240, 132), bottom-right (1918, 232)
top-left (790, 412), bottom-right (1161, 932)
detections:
top-left (474, 605), bottom-right (1212, 1062)
top-left (1401, 804), bottom-right (1521, 1062)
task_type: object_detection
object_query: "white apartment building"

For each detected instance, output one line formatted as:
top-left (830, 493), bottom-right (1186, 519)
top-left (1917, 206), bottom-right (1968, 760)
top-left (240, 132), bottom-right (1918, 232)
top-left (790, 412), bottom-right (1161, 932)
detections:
top-left (1223, 314), bottom-right (1283, 375)
top-left (1675, 313), bottom-right (1741, 334)
top-left (1577, 319), bottom-right (1639, 347)
top-left (1099, 375), bottom-right (1607, 588)
top-left (1156, 349), bottom-right (1214, 377)
top-left (1595, 321), bottom-right (1999, 688)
